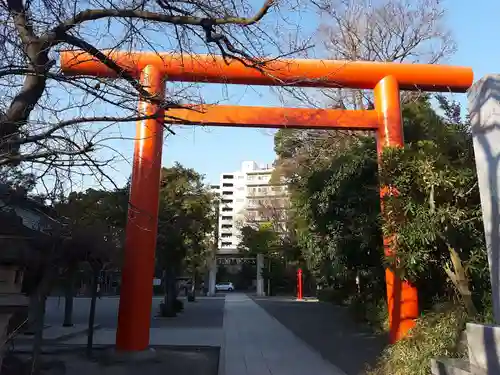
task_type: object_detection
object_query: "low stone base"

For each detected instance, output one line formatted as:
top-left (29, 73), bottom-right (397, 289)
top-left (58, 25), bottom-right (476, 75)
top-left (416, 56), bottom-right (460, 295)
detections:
top-left (431, 358), bottom-right (473, 375)
top-left (467, 323), bottom-right (500, 372)
top-left (431, 323), bottom-right (500, 375)
top-left (100, 347), bottom-right (160, 365)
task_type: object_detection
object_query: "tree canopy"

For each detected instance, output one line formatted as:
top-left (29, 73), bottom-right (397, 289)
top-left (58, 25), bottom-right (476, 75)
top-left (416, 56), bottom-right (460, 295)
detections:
top-left (156, 163), bottom-right (217, 276)
top-left (272, 95), bottom-right (489, 317)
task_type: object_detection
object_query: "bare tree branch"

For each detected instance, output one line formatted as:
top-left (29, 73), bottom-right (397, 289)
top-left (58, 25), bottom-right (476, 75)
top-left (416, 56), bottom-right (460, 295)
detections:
top-left (0, 0), bottom-right (304, 193)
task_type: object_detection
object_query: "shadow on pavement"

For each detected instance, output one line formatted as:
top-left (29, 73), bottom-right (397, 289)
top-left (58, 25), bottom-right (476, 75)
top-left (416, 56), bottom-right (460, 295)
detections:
top-left (153, 297), bottom-right (225, 328)
top-left (44, 296), bottom-right (225, 329)
top-left (253, 297), bottom-right (387, 375)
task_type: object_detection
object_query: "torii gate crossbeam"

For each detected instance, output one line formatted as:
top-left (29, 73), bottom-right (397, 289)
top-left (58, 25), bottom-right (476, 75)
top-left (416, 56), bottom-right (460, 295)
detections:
top-left (60, 50), bottom-right (473, 352)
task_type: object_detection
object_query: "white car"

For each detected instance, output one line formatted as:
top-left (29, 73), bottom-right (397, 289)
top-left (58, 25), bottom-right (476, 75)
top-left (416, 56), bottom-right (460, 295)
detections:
top-left (215, 282), bottom-right (234, 292)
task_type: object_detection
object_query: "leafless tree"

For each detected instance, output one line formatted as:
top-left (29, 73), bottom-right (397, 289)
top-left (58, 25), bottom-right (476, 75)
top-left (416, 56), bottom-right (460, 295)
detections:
top-left (315, 0), bottom-right (455, 108)
top-left (243, 189), bottom-right (289, 233)
top-left (274, 0), bottom-right (456, 176)
top-left (0, 0), bottom-right (307, 193)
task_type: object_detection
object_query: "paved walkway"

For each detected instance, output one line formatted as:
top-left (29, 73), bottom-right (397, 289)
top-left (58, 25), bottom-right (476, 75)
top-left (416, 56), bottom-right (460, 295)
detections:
top-left (253, 296), bottom-right (387, 375)
top-left (220, 293), bottom-right (346, 375)
top-left (22, 294), bottom-right (356, 375)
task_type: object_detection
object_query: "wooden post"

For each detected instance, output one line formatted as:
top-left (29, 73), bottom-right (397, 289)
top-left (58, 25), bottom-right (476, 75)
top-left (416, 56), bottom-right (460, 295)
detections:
top-left (115, 65), bottom-right (165, 352)
top-left (374, 75), bottom-right (419, 343)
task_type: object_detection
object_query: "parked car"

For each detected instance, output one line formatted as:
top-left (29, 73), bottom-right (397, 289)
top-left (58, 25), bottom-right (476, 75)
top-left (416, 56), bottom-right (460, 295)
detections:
top-left (215, 282), bottom-right (234, 292)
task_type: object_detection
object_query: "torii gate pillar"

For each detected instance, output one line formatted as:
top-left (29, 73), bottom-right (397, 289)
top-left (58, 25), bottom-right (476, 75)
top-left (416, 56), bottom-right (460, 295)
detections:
top-left (115, 65), bottom-right (165, 351)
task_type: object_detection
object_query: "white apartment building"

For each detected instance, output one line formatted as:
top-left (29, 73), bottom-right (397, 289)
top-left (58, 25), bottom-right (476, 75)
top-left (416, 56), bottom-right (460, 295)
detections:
top-left (212, 161), bottom-right (288, 256)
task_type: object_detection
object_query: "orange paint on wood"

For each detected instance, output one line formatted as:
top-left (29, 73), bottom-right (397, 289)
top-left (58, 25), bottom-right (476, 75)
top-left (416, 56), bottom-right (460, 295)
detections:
top-left (375, 76), bottom-right (419, 344)
top-left (166, 105), bottom-right (379, 129)
top-left (60, 50), bottom-right (473, 92)
top-left (115, 65), bottom-right (164, 352)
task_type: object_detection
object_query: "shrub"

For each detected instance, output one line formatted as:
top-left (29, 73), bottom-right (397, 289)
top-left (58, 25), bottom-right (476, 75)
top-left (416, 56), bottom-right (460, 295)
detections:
top-left (348, 296), bottom-right (389, 333)
top-left (317, 287), bottom-right (352, 305)
top-left (367, 303), bottom-right (467, 375)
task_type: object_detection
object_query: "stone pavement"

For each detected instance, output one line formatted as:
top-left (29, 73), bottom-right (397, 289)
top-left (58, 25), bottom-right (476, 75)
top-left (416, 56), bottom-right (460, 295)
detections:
top-left (19, 294), bottom-right (372, 375)
top-left (253, 296), bottom-right (387, 375)
top-left (14, 324), bottom-right (101, 345)
top-left (63, 327), bottom-right (222, 347)
top-left (220, 293), bottom-right (347, 375)
top-left (43, 296), bottom-right (225, 328)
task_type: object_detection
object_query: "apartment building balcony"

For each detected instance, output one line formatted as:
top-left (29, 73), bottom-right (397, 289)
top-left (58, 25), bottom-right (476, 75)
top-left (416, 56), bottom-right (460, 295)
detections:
top-left (246, 194), bottom-right (288, 201)
top-left (216, 247), bottom-right (239, 255)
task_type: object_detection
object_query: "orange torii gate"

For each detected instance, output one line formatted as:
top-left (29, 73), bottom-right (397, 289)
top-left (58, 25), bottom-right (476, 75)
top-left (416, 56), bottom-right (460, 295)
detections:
top-left (60, 50), bottom-right (473, 352)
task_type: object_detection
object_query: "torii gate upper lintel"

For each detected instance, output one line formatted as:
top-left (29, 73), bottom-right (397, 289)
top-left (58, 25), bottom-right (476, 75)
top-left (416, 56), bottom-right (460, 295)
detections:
top-left (59, 50), bottom-right (473, 352)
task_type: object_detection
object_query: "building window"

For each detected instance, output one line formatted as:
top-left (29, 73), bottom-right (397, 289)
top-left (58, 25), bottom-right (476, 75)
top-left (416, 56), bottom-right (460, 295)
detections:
top-left (222, 191), bottom-right (233, 195)
top-left (238, 176), bottom-right (244, 180)
top-left (221, 199), bottom-right (233, 204)
top-left (221, 242), bottom-right (232, 247)
top-left (222, 183), bottom-right (233, 187)
top-left (221, 216), bottom-right (233, 220)
top-left (221, 233), bottom-right (231, 238)
top-left (222, 207), bottom-right (232, 212)
top-left (221, 224), bottom-right (232, 229)
top-left (247, 175), bottom-right (254, 181)
top-left (223, 174), bottom-right (234, 179)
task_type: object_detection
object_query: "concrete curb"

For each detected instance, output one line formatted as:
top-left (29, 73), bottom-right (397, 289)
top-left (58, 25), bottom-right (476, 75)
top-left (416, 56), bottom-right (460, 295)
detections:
top-left (52, 324), bottom-right (102, 343)
top-left (15, 324), bottom-right (102, 344)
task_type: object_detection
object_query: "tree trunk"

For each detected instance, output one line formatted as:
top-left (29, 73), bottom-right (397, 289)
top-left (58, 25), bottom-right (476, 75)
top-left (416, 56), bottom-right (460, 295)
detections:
top-left (30, 273), bottom-right (51, 375)
top-left (86, 269), bottom-right (99, 358)
top-left (188, 272), bottom-right (196, 302)
top-left (63, 265), bottom-right (77, 327)
top-left (162, 269), bottom-right (168, 305)
top-left (267, 260), bottom-right (271, 296)
top-left (444, 247), bottom-right (478, 317)
top-left (161, 267), bottom-right (177, 317)
top-left (26, 293), bottom-right (39, 335)
top-left (168, 267), bottom-right (177, 311)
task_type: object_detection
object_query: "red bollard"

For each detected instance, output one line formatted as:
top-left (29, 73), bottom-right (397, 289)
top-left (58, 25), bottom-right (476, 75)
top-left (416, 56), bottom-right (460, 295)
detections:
top-left (297, 268), bottom-right (303, 300)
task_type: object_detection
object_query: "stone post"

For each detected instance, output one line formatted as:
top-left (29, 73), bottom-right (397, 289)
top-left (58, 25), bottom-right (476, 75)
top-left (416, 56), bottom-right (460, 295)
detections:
top-left (470, 75), bottom-right (500, 324)
top-left (208, 257), bottom-right (217, 297)
top-left (429, 75), bottom-right (500, 375)
top-left (256, 254), bottom-right (265, 297)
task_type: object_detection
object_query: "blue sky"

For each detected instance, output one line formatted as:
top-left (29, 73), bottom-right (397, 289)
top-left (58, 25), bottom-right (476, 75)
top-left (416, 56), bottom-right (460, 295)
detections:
top-left (77, 0), bottom-right (500, 189)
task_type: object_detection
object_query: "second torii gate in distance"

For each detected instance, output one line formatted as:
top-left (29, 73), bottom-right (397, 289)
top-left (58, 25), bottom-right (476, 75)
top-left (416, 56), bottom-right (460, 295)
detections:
top-left (60, 50), bottom-right (473, 352)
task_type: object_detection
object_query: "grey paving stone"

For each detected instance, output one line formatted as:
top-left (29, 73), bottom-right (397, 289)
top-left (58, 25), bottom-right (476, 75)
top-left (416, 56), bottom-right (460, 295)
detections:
top-left (220, 293), bottom-right (346, 375)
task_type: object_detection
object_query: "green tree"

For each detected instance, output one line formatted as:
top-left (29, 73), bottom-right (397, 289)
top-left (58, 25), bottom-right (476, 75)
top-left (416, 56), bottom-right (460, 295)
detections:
top-left (54, 186), bottom-right (128, 326)
top-left (156, 163), bottom-right (216, 315)
top-left (237, 222), bottom-right (298, 295)
top-left (273, 95), bottom-right (490, 319)
top-left (275, 133), bottom-right (384, 302)
top-left (237, 222), bottom-right (279, 256)
top-left (380, 96), bottom-right (488, 315)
